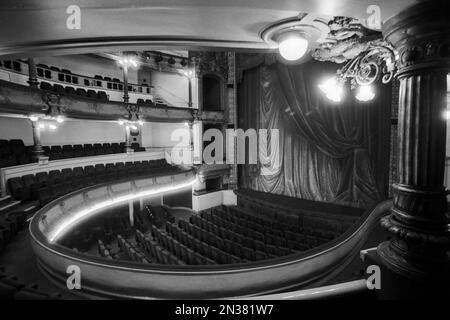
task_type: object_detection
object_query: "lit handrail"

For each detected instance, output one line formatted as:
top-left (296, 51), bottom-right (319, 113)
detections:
top-left (239, 279), bottom-right (368, 300)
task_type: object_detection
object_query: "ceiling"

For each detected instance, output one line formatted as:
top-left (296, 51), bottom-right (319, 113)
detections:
top-left (0, 0), bottom-right (417, 58)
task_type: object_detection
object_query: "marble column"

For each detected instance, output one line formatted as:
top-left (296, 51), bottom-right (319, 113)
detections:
top-left (377, 0), bottom-right (450, 289)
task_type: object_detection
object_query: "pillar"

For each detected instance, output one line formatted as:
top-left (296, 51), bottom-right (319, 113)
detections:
top-left (188, 77), bottom-right (193, 108)
top-left (122, 66), bottom-right (129, 104)
top-left (376, 0), bottom-right (450, 297)
top-left (124, 125), bottom-right (133, 153)
top-left (128, 200), bottom-right (134, 227)
top-left (27, 58), bottom-right (39, 88)
top-left (31, 120), bottom-right (45, 161)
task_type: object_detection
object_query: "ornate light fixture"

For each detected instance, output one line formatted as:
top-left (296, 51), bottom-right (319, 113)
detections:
top-left (314, 17), bottom-right (397, 102)
top-left (29, 114), bottom-right (65, 130)
top-left (117, 118), bottom-right (144, 130)
top-left (260, 14), bottom-right (329, 63)
top-left (277, 31), bottom-right (309, 61)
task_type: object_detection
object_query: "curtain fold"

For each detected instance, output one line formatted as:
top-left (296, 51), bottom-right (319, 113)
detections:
top-left (238, 59), bottom-right (391, 209)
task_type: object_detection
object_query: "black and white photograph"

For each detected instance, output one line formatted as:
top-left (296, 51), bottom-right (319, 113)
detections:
top-left (0, 0), bottom-right (449, 307)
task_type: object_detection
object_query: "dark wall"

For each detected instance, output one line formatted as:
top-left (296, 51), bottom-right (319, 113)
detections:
top-left (163, 187), bottom-right (192, 208)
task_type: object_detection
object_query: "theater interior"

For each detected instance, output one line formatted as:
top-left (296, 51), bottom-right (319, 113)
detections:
top-left (0, 0), bottom-right (449, 300)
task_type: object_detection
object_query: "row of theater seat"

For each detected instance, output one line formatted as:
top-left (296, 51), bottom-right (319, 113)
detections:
top-left (0, 138), bottom-right (146, 168)
top-left (116, 235), bottom-right (151, 264)
top-left (40, 81), bottom-right (108, 101)
top-left (44, 142), bottom-right (144, 160)
top-left (211, 207), bottom-right (334, 245)
top-left (136, 98), bottom-right (156, 107)
top-left (216, 206), bottom-right (340, 242)
top-left (0, 139), bottom-right (33, 168)
top-left (0, 208), bottom-right (63, 300)
top-left (7, 159), bottom-right (173, 205)
top-left (149, 226), bottom-right (216, 265)
top-left (199, 211), bottom-right (314, 252)
top-left (238, 194), bottom-right (356, 234)
top-left (135, 230), bottom-right (184, 265)
top-left (165, 223), bottom-right (245, 264)
top-left (97, 240), bottom-right (114, 259)
top-left (0, 60), bottom-right (21, 72)
top-left (63, 210), bottom-right (145, 252)
top-left (0, 211), bottom-right (27, 254)
top-left (0, 267), bottom-right (62, 300)
top-left (180, 217), bottom-right (295, 260)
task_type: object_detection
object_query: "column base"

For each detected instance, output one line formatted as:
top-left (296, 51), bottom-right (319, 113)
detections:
top-left (125, 147), bottom-right (134, 155)
top-left (365, 248), bottom-right (450, 299)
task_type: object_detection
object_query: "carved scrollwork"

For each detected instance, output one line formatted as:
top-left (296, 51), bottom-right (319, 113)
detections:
top-left (380, 215), bottom-right (450, 248)
top-left (337, 42), bottom-right (396, 88)
top-left (41, 92), bottom-right (65, 115)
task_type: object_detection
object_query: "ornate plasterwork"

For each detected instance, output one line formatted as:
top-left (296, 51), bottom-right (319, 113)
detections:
top-left (312, 16), bottom-right (383, 64)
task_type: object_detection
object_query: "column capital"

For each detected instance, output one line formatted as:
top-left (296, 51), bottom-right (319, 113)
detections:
top-left (383, 0), bottom-right (450, 77)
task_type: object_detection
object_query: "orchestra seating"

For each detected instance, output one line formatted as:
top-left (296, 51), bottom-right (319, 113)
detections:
top-left (0, 139), bottom-right (146, 168)
top-left (0, 266), bottom-right (62, 300)
top-left (7, 159), bottom-right (174, 205)
top-left (0, 210), bottom-right (28, 255)
top-left (82, 202), bottom-right (356, 266)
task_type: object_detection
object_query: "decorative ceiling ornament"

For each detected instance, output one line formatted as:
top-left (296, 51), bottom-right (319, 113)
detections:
top-left (314, 16), bottom-right (397, 102)
top-left (312, 16), bottom-right (382, 64)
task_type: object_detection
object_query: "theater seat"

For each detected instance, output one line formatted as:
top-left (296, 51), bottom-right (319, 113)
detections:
top-left (7, 177), bottom-right (30, 201)
top-left (87, 89), bottom-right (97, 99)
top-left (76, 88), bottom-right (87, 97)
top-left (94, 164), bottom-right (107, 182)
top-left (97, 91), bottom-right (108, 101)
top-left (37, 187), bottom-right (54, 205)
top-left (72, 144), bottom-right (83, 157)
top-left (40, 81), bottom-right (52, 91)
top-left (9, 139), bottom-right (25, 156)
top-left (65, 86), bottom-right (76, 95)
top-left (48, 170), bottom-right (62, 184)
top-left (83, 144), bottom-right (94, 156)
top-left (105, 163), bottom-right (117, 181)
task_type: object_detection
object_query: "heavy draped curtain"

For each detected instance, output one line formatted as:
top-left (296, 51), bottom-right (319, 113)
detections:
top-left (238, 60), bottom-right (391, 209)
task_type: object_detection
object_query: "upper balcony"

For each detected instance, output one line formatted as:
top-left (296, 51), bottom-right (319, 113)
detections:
top-left (0, 59), bottom-right (225, 123)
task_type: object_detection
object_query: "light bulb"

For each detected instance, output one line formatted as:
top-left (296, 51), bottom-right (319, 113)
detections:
top-left (444, 110), bottom-right (450, 120)
top-left (355, 85), bottom-right (375, 102)
top-left (278, 32), bottom-right (308, 61)
top-left (318, 77), bottom-right (344, 102)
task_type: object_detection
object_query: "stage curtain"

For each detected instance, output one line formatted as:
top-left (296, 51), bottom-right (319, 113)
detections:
top-left (237, 60), bottom-right (391, 209)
